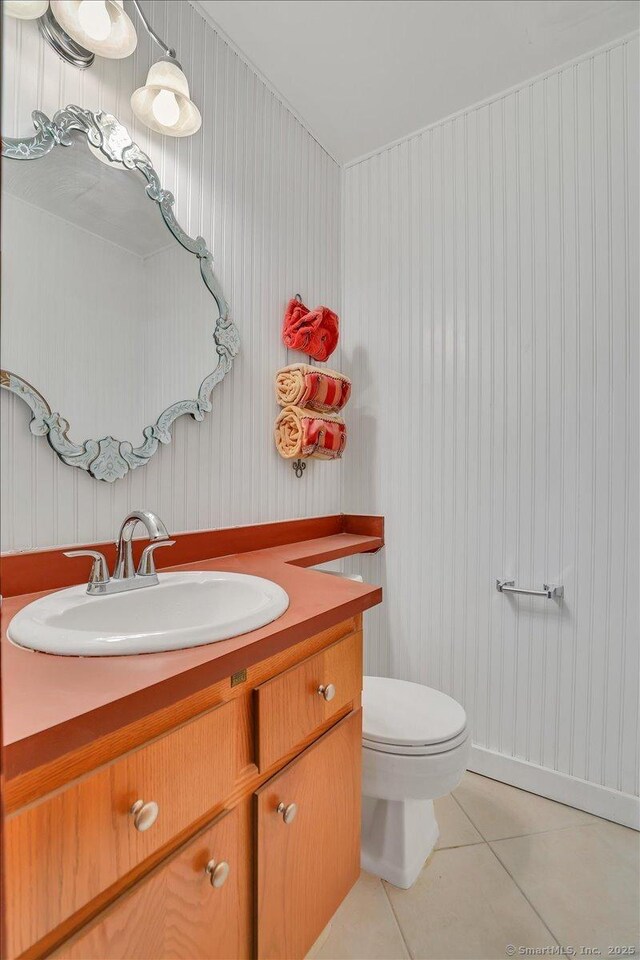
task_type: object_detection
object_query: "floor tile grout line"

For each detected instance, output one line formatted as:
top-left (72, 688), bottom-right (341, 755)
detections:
top-left (450, 791), bottom-right (492, 842)
top-left (449, 790), bottom-right (484, 839)
top-left (454, 773), bottom-right (627, 832)
top-left (380, 875), bottom-right (416, 960)
top-left (451, 787), bottom-right (607, 844)
top-left (381, 838), bottom-right (565, 959)
top-left (436, 839), bottom-right (485, 850)
top-left (452, 789), bottom-right (566, 946)
top-left (449, 810), bottom-right (606, 844)
top-left (485, 840), bottom-right (563, 948)
top-left (482, 819), bottom-right (610, 842)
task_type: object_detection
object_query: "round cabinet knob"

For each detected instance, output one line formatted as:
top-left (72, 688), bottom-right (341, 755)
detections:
top-left (317, 683), bottom-right (336, 702)
top-left (205, 859), bottom-right (230, 888)
top-left (130, 799), bottom-right (159, 832)
top-left (277, 801), bottom-right (298, 824)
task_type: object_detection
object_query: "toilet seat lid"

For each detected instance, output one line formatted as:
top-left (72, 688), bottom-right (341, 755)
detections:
top-left (363, 726), bottom-right (469, 757)
top-left (362, 676), bottom-right (467, 747)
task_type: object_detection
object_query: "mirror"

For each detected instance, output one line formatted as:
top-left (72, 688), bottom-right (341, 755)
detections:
top-left (1, 106), bottom-right (239, 482)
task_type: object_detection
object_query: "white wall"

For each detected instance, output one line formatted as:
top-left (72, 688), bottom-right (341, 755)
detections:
top-left (342, 36), bottom-right (639, 822)
top-left (1, 0), bottom-right (342, 550)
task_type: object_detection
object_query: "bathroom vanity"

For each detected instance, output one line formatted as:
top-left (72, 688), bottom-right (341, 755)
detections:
top-left (1, 514), bottom-right (383, 960)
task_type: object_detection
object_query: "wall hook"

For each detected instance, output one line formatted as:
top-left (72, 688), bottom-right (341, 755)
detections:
top-left (292, 459), bottom-right (306, 478)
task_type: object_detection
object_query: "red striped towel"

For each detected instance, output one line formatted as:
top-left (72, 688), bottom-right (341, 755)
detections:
top-left (275, 363), bottom-right (351, 413)
top-left (274, 406), bottom-right (346, 460)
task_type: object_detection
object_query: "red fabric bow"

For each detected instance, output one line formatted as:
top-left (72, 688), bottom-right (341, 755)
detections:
top-left (281, 298), bottom-right (340, 362)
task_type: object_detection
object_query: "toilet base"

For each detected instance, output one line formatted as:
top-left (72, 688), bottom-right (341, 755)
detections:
top-left (361, 795), bottom-right (439, 889)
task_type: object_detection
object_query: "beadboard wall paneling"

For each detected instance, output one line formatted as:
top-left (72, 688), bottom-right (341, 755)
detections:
top-left (1, 1), bottom-right (342, 551)
top-left (342, 37), bottom-right (639, 804)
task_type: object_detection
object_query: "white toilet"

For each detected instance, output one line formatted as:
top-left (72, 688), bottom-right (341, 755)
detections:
top-left (361, 675), bottom-right (470, 889)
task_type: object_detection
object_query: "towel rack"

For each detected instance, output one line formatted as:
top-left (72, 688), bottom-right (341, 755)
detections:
top-left (496, 579), bottom-right (564, 600)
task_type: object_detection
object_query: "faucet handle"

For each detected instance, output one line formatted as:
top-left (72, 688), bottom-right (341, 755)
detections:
top-left (137, 540), bottom-right (176, 577)
top-left (64, 550), bottom-right (110, 587)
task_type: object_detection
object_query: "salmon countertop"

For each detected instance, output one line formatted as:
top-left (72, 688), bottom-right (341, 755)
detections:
top-left (1, 515), bottom-right (383, 780)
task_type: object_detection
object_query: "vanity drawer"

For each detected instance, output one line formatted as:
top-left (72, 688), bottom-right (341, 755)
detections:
top-left (255, 629), bottom-right (362, 770)
top-left (5, 700), bottom-right (238, 958)
top-left (50, 803), bottom-right (251, 960)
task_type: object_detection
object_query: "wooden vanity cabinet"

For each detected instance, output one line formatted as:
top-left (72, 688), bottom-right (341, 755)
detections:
top-left (4, 617), bottom-right (364, 960)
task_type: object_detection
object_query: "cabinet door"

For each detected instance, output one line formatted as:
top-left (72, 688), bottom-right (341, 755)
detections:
top-left (51, 803), bottom-right (251, 960)
top-left (255, 710), bottom-right (361, 960)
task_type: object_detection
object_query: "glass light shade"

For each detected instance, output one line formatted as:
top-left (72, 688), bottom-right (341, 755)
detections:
top-left (4, 0), bottom-right (49, 18)
top-left (49, 0), bottom-right (136, 58)
top-left (131, 60), bottom-right (202, 138)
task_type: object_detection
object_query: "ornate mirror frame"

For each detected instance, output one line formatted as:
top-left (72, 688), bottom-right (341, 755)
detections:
top-left (1, 105), bottom-right (239, 482)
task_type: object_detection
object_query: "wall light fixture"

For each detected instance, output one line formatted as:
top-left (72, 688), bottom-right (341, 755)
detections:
top-left (5, 0), bottom-right (201, 137)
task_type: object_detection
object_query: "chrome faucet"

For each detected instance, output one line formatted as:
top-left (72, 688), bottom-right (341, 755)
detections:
top-left (65, 510), bottom-right (175, 596)
top-left (113, 510), bottom-right (172, 580)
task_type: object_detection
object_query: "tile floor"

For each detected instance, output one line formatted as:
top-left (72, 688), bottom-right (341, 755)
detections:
top-left (307, 772), bottom-right (640, 960)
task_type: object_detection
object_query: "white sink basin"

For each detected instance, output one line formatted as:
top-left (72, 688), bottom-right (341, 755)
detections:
top-left (7, 571), bottom-right (290, 656)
